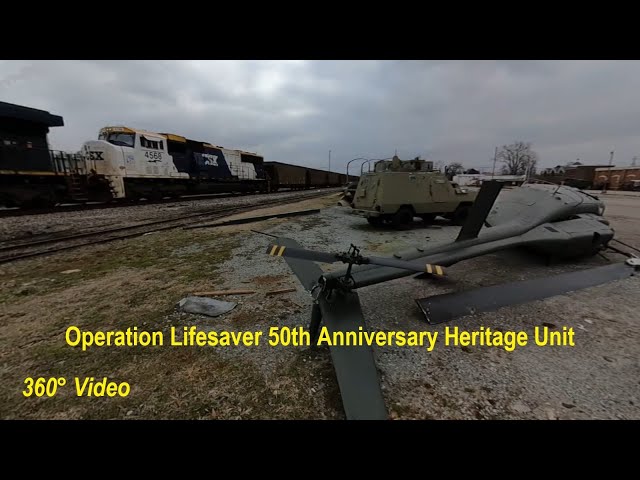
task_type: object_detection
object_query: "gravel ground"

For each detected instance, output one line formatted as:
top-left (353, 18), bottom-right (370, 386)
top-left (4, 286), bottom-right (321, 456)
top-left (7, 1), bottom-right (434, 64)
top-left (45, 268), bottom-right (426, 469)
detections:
top-left (2, 190), bottom-right (637, 419)
top-left (0, 189), bottom-right (339, 244)
top-left (215, 196), bottom-right (640, 419)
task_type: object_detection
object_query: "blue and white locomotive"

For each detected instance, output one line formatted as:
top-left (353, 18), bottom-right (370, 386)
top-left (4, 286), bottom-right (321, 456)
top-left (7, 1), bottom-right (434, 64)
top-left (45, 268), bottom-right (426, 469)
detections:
top-left (81, 126), bottom-right (267, 199)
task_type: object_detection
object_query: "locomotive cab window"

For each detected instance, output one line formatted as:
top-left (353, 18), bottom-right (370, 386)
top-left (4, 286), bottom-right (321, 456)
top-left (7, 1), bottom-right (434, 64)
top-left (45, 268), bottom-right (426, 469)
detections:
top-left (101, 132), bottom-right (135, 148)
top-left (140, 136), bottom-right (163, 150)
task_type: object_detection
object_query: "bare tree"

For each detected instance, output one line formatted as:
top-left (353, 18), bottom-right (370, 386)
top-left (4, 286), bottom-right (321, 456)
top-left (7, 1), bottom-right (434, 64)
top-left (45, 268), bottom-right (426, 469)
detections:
top-left (447, 162), bottom-right (464, 173)
top-left (497, 141), bottom-right (539, 175)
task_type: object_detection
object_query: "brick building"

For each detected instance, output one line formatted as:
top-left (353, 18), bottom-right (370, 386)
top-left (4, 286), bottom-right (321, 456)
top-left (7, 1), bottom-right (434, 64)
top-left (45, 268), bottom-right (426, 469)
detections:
top-left (537, 164), bottom-right (610, 188)
top-left (593, 166), bottom-right (640, 190)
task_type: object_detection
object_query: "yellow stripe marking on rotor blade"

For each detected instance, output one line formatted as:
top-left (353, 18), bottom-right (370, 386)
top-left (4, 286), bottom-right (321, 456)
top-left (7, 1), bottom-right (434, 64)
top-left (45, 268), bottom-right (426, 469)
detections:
top-left (426, 264), bottom-right (433, 274)
top-left (269, 245), bottom-right (278, 256)
top-left (277, 246), bottom-right (286, 256)
top-left (435, 265), bottom-right (444, 276)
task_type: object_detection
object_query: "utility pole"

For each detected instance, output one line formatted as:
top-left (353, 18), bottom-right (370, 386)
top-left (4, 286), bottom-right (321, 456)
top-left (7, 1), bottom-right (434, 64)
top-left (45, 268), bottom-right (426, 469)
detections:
top-left (602, 150), bottom-right (615, 193)
top-left (491, 146), bottom-right (498, 178)
top-left (632, 156), bottom-right (637, 167)
top-left (328, 149), bottom-right (331, 173)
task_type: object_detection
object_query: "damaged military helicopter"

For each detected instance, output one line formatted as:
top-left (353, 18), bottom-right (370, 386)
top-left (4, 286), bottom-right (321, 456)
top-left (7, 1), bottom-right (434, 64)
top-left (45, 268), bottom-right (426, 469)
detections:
top-left (264, 181), bottom-right (639, 420)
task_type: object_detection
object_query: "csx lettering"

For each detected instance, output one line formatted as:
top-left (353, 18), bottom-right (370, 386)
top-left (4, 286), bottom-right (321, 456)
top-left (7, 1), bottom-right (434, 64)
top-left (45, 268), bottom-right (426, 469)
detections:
top-left (202, 154), bottom-right (218, 166)
top-left (88, 151), bottom-right (104, 160)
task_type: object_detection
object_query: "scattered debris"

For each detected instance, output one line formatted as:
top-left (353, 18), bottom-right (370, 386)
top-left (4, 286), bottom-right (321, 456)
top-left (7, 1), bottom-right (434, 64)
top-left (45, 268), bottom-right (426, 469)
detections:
top-left (191, 289), bottom-right (256, 296)
top-left (177, 296), bottom-right (237, 317)
top-left (61, 269), bottom-right (81, 274)
top-left (562, 402), bottom-right (576, 409)
top-left (265, 288), bottom-right (297, 296)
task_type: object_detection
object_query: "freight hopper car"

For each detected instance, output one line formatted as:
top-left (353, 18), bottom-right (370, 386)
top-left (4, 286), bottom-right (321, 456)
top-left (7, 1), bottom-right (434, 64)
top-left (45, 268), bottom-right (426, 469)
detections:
top-left (263, 161), bottom-right (358, 191)
top-left (81, 126), bottom-right (267, 200)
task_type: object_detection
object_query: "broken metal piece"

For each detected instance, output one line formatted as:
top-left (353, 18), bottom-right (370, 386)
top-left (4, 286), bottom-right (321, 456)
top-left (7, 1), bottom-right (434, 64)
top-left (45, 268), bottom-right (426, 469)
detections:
top-left (177, 296), bottom-right (237, 317)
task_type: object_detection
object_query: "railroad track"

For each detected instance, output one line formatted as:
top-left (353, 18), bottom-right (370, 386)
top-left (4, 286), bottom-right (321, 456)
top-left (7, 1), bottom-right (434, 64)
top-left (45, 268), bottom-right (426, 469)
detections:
top-left (0, 188), bottom-right (318, 218)
top-left (0, 189), bottom-right (340, 265)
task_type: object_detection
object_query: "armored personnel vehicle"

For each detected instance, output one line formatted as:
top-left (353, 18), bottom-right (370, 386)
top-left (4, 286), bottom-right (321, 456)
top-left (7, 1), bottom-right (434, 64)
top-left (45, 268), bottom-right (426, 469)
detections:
top-left (351, 156), bottom-right (477, 228)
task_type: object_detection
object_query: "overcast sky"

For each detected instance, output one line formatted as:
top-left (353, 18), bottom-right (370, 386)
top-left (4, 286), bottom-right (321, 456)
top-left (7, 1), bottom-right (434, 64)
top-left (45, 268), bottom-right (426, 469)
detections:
top-left (2, 60), bottom-right (639, 173)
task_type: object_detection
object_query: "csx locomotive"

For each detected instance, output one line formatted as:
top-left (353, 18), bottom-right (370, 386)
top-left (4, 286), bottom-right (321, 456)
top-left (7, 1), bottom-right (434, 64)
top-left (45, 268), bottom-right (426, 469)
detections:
top-left (0, 101), bottom-right (355, 208)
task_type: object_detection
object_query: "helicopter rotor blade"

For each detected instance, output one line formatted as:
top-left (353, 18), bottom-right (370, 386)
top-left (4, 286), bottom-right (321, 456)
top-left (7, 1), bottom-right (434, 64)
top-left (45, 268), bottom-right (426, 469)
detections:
top-left (366, 255), bottom-right (447, 276)
top-left (266, 244), bottom-right (340, 264)
top-left (266, 244), bottom-right (448, 275)
top-left (271, 237), bottom-right (388, 420)
top-left (416, 261), bottom-right (637, 324)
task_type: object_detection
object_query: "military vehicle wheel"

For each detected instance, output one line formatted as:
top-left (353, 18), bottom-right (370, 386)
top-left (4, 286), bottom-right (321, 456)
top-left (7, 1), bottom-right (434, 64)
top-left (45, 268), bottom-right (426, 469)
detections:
top-left (367, 217), bottom-right (383, 226)
top-left (420, 214), bottom-right (436, 224)
top-left (393, 207), bottom-right (413, 229)
top-left (452, 204), bottom-right (471, 225)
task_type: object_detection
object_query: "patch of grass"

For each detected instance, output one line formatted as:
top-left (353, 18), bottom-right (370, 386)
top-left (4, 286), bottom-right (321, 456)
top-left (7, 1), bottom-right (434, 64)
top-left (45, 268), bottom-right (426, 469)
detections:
top-left (0, 229), bottom-right (234, 304)
top-left (0, 224), bottom-right (346, 419)
top-left (3, 338), bottom-right (343, 419)
top-left (1, 229), bottom-right (239, 418)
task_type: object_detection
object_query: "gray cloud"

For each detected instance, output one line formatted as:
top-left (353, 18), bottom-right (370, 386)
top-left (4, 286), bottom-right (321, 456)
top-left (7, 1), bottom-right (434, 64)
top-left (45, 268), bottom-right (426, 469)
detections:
top-left (2, 60), bottom-right (640, 173)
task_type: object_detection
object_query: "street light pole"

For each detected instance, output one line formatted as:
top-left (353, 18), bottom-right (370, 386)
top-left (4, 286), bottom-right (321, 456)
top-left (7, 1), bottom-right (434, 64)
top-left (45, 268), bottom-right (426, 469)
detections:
top-left (491, 146), bottom-right (498, 178)
top-left (361, 157), bottom-right (393, 174)
top-left (346, 157), bottom-right (368, 183)
top-left (328, 150), bottom-right (331, 173)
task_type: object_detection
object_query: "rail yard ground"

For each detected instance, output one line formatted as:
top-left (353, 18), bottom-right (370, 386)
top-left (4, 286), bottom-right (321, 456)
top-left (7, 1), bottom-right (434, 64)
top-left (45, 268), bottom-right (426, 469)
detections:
top-left (1, 190), bottom-right (639, 419)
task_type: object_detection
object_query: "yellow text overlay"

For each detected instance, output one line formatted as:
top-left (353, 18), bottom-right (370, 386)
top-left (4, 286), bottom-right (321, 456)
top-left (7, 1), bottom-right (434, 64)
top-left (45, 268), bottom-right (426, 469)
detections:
top-left (65, 325), bottom-right (575, 352)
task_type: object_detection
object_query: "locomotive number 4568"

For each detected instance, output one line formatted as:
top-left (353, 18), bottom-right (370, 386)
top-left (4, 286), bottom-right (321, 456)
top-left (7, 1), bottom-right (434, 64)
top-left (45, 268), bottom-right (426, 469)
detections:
top-left (144, 151), bottom-right (162, 161)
